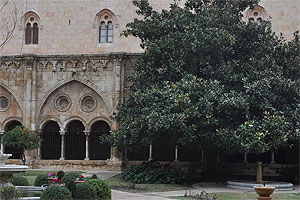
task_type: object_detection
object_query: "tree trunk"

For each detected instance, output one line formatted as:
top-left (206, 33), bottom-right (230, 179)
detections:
top-left (21, 151), bottom-right (26, 165)
top-left (256, 161), bottom-right (263, 184)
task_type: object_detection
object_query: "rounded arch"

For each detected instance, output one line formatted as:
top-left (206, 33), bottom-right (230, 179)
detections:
top-left (65, 120), bottom-right (86, 160)
top-left (41, 120), bottom-right (61, 160)
top-left (38, 116), bottom-right (62, 131)
top-left (36, 78), bottom-right (111, 121)
top-left (2, 117), bottom-right (23, 132)
top-left (87, 116), bottom-right (112, 132)
top-left (89, 120), bottom-right (111, 160)
top-left (62, 116), bottom-right (88, 131)
top-left (0, 83), bottom-right (24, 114)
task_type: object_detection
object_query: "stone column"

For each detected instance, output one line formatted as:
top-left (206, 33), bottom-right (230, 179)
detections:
top-left (59, 131), bottom-right (65, 160)
top-left (148, 144), bottom-right (153, 161)
top-left (84, 131), bottom-right (90, 160)
top-left (201, 149), bottom-right (204, 163)
top-left (174, 146), bottom-right (179, 162)
top-left (243, 152), bottom-right (248, 163)
top-left (23, 59), bottom-right (34, 129)
top-left (270, 152), bottom-right (275, 164)
top-left (0, 131), bottom-right (4, 153)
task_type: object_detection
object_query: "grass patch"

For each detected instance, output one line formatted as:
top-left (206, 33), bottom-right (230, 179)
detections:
top-left (169, 192), bottom-right (300, 200)
top-left (106, 174), bottom-right (191, 193)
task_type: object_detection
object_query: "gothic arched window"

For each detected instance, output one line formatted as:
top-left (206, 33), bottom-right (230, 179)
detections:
top-left (97, 9), bottom-right (115, 43)
top-left (244, 5), bottom-right (268, 25)
top-left (24, 12), bottom-right (40, 45)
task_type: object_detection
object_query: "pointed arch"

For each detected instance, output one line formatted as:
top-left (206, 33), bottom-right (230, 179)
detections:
top-left (0, 82), bottom-right (24, 113)
top-left (36, 77), bottom-right (111, 121)
top-left (23, 10), bottom-right (41, 23)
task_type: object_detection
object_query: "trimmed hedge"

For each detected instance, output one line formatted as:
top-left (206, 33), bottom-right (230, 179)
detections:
top-left (122, 163), bottom-right (188, 184)
top-left (40, 185), bottom-right (72, 200)
top-left (34, 174), bottom-right (48, 186)
top-left (0, 185), bottom-right (19, 200)
top-left (12, 176), bottom-right (29, 186)
top-left (87, 179), bottom-right (111, 200)
top-left (73, 182), bottom-right (97, 200)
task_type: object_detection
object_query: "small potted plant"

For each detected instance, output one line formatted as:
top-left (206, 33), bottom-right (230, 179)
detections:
top-left (47, 172), bottom-right (57, 185)
top-left (75, 174), bottom-right (85, 183)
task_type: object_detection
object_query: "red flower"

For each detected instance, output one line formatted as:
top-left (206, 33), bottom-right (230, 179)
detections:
top-left (58, 180), bottom-right (62, 183)
top-left (53, 172), bottom-right (56, 175)
top-left (79, 175), bottom-right (83, 178)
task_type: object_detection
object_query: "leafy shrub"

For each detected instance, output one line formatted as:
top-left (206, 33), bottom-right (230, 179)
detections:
top-left (0, 185), bottom-right (19, 200)
top-left (73, 182), bottom-right (97, 200)
top-left (40, 184), bottom-right (72, 200)
top-left (66, 172), bottom-right (82, 179)
top-left (34, 174), bottom-right (49, 186)
top-left (12, 176), bottom-right (29, 186)
top-left (87, 179), bottom-right (111, 200)
top-left (62, 175), bottom-right (77, 197)
top-left (280, 167), bottom-right (299, 184)
top-left (122, 162), bottom-right (188, 184)
top-left (57, 170), bottom-right (65, 180)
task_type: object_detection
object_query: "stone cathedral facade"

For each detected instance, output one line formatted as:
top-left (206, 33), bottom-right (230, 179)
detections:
top-left (0, 0), bottom-right (299, 172)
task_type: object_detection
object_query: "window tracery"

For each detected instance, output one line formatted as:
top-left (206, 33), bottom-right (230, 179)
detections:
top-left (24, 12), bottom-right (40, 44)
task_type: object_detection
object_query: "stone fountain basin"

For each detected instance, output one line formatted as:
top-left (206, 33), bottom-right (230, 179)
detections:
top-left (227, 180), bottom-right (293, 191)
top-left (0, 165), bottom-right (28, 173)
top-left (254, 186), bottom-right (275, 196)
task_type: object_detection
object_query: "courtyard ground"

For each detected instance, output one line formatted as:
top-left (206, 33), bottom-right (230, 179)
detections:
top-left (24, 169), bottom-right (300, 200)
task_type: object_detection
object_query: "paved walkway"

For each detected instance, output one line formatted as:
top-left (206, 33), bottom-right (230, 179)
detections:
top-left (111, 182), bottom-right (300, 200)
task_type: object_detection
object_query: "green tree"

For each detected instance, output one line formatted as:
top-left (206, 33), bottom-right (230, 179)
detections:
top-left (111, 0), bottom-right (300, 173)
top-left (2, 126), bottom-right (40, 165)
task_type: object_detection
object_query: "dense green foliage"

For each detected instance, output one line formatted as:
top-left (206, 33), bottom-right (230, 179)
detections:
top-left (73, 182), bottom-right (97, 200)
top-left (34, 174), bottom-right (48, 186)
top-left (110, 0), bottom-right (300, 155)
top-left (2, 126), bottom-right (40, 165)
top-left (40, 185), bottom-right (72, 200)
top-left (0, 185), bottom-right (19, 200)
top-left (62, 173), bottom-right (79, 197)
top-left (57, 170), bottom-right (65, 180)
top-left (122, 163), bottom-right (188, 184)
top-left (86, 179), bottom-right (112, 200)
top-left (12, 176), bottom-right (29, 186)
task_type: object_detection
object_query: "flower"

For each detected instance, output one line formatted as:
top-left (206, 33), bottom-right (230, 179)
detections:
top-left (58, 179), bottom-right (62, 183)
top-left (76, 174), bottom-right (84, 181)
top-left (54, 178), bottom-right (58, 182)
top-left (48, 172), bottom-right (57, 178)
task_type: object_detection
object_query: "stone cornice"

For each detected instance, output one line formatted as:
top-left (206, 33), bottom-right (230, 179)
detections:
top-left (0, 52), bottom-right (142, 61)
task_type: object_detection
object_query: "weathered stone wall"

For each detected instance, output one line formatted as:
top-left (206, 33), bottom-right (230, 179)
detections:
top-left (0, 0), bottom-right (299, 55)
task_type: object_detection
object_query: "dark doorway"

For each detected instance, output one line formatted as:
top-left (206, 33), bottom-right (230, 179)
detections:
top-left (41, 121), bottom-right (61, 160)
top-left (89, 121), bottom-right (111, 160)
top-left (4, 121), bottom-right (23, 159)
top-left (65, 120), bottom-right (85, 160)
top-left (153, 141), bottom-right (175, 161)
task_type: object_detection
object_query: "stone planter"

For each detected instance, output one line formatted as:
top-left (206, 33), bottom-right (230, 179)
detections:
top-left (47, 178), bottom-right (56, 185)
top-left (254, 186), bottom-right (275, 200)
top-left (75, 180), bottom-right (85, 184)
